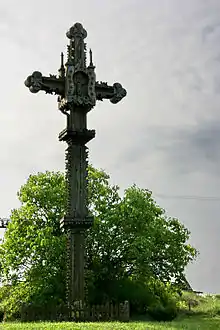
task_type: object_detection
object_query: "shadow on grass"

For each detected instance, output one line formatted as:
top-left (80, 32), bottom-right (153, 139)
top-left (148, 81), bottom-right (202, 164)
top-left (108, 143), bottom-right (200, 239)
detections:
top-left (180, 308), bottom-right (220, 318)
top-left (130, 310), bottom-right (220, 330)
top-left (129, 316), bottom-right (220, 330)
top-left (171, 316), bottom-right (220, 329)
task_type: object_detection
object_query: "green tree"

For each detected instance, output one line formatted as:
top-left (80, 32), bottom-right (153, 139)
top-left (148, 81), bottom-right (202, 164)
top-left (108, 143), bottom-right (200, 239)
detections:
top-left (0, 167), bottom-right (198, 318)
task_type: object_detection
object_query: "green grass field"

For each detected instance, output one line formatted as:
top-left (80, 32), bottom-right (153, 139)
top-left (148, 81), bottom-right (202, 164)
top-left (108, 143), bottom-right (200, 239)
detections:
top-left (1, 317), bottom-right (220, 330)
top-left (1, 293), bottom-right (220, 329)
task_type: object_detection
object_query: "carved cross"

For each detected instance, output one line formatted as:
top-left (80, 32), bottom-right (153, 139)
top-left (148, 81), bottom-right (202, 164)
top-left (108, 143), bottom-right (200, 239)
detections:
top-left (24, 22), bottom-right (127, 316)
top-left (24, 22), bottom-right (126, 115)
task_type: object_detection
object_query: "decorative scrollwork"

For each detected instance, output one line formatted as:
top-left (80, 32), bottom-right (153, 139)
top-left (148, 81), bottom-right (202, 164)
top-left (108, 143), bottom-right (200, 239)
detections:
top-left (66, 23), bottom-right (87, 40)
top-left (24, 71), bottom-right (43, 93)
top-left (95, 81), bottom-right (127, 104)
top-left (24, 71), bottom-right (64, 96)
top-left (24, 23), bottom-right (126, 112)
top-left (110, 83), bottom-right (127, 104)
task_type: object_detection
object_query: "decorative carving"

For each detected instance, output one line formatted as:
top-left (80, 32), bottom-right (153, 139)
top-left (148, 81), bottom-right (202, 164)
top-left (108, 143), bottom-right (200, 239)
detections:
top-left (66, 23), bottom-right (87, 40)
top-left (58, 52), bottom-right (65, 78)
top-left (25, 71), bottom-right (43, 94)
top-left (95, 81), bottom-right (127, 103)
top-left (25, 71), bottom-right (64, 96)
top-left (89, 49), bottom-right (94, 67)
top-left (110, 83), bottom-right (127, 104)
top-left (66, 23), bottom-right (87, 71)
top-left (57, 22), bottom-right (95, 110)
top-left (59, 67), bottom-right (96, 110)
top-left (24, 23), bottom-right (126, 112)
top-left (72, 71), bottom-right (89, 106)
top-left (65, 64), bottom-right (75, 104)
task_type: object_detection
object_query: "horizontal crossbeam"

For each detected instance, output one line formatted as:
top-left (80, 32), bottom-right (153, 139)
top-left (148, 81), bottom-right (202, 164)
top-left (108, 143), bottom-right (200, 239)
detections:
top-left (24, 71), bottom-right (65, 96)
top-left (95, 82), bottom-right (127, 104)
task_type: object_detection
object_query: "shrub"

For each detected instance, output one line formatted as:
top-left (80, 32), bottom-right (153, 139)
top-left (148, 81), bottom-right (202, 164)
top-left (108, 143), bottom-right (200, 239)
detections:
top-left (88, 278), bottom-right (156, 316)
top-left (148, 301), bottom-right (178, 321)
top-left (146, 280), bottom-right (178, 321)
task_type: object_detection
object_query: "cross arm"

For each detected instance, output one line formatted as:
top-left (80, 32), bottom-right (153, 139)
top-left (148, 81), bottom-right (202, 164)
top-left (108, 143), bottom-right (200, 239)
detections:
top-left (24, 71), bottom-right (65, 96)
top-left (95, 81), bottom-right (127, 104)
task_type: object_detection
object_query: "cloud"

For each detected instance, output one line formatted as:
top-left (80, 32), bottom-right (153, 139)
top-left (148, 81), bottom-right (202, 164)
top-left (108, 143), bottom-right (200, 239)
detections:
top-left (169, 120), bottom-right (220, 174)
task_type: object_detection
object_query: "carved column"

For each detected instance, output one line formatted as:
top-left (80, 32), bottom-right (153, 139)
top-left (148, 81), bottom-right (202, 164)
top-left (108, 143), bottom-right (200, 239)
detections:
top-left (61, 128), bottom-right (94, 310)
top-left (60, 113), bottom-right (94, 315)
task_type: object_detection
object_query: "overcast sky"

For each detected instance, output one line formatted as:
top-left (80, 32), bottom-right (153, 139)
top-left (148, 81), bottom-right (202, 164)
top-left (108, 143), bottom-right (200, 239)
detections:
top-left (0, 0), bottom-right (220, 293)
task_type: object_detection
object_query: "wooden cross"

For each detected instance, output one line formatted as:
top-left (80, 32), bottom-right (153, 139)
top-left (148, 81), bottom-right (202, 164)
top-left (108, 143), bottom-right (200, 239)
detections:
top-left (24, 22), bottom-right (126, 116)
top-left (24, 22), bottom-right (126, 319)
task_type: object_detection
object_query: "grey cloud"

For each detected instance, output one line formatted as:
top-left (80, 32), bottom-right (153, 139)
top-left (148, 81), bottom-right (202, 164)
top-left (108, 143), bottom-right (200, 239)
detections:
top-left (165, 120), bottom-right (220, 174)
top-left (119, 119), bottom-right (220, 176)
top-left (202, 23), bottom-right (220, 42)
top-left (214, 75), bottom-right (220, 93)
top-left (173, 67), bottom-right (204, 92)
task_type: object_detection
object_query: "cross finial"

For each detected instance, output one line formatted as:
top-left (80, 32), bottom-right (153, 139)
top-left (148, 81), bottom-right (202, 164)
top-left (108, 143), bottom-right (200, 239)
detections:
top-left (59, 52), bottom-right (65, 78)
top-left (89, 49), bottom-right (94, 67)
top-left (61, 52), bottom-right (64, 66)
top-left (66, 23), bottom-right (87, 40)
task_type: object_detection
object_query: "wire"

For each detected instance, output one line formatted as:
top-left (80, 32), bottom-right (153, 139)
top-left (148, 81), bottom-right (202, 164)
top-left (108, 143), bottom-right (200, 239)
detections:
top-left (0, 194), bottom-right (220, 229)
top-left (155, 194), bottom-right (220, 201)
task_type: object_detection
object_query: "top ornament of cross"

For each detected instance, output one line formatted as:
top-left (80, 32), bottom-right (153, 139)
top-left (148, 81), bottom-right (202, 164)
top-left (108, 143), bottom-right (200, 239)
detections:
top-left (24, 23), bottom-right (126, 114)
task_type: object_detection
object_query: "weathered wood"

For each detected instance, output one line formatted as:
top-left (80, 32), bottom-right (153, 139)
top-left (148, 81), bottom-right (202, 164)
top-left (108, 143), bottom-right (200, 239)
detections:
top-left (24, 22), bottom-right (127, 320)
top-left (20, 302), bottom-right (130, 322)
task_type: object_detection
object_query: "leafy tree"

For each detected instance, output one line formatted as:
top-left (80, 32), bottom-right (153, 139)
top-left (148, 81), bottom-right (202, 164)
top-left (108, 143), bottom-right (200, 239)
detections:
top-left (0, 167), bottom-right (198, 318)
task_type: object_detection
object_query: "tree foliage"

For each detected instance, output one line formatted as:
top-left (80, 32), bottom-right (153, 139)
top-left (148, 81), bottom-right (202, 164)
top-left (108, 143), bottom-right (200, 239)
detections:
top-left (0, 166), bottom-right (198, 318)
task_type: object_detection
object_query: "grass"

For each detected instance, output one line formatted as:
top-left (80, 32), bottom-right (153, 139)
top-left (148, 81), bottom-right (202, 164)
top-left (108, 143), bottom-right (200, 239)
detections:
top-left (1, 293), bottom-right (220, 329)
top-left (1, 317), bottom-right (220, 330)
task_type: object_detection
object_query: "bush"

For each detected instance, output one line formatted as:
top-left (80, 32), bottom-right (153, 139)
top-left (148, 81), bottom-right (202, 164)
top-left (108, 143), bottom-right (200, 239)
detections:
top-left (106, 278), bottom-right (179, 321)
top-left (88, 278), bottom-right (156, 316)
top-left (148, 301), bottom-right (178, 321)
top-left (146, 280), bottom-right (178, 321)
